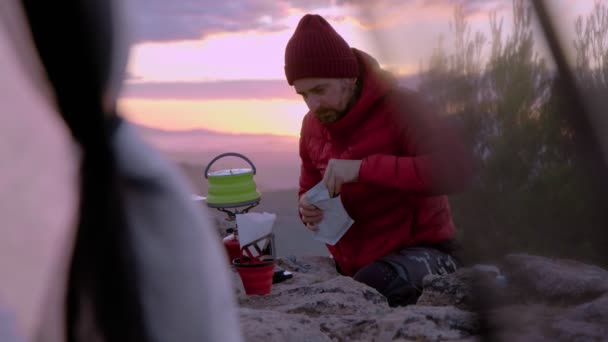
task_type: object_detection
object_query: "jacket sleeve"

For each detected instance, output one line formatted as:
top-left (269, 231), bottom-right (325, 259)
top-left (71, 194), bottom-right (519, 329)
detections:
top-left (298, 139), bottom-right (322, 199)
top-left (358, 90), bottom-right (473, 195)
top-left (297, 119), bottom-right (323, 224)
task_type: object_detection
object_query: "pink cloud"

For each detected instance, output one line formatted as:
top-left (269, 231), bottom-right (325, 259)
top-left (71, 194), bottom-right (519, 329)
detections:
top-left (127, 0), bottom-right (290, 43)
top-left (126, 0), bottom-right (344, 43)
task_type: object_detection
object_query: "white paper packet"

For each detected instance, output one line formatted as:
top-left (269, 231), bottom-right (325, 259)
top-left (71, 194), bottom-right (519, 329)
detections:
top-left (305, 182), bottom-right (354, 245)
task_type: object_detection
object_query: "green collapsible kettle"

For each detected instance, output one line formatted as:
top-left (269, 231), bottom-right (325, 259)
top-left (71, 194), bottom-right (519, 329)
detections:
top-left (204, 152), bottom-right (261, 208)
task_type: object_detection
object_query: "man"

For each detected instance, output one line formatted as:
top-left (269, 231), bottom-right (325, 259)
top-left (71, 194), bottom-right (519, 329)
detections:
top-left (285, 14), bottom-right (473, 306)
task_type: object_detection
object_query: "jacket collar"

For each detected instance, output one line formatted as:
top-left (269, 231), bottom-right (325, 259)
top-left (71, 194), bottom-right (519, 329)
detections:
top-left (323, 48), bottom-right (397, 138)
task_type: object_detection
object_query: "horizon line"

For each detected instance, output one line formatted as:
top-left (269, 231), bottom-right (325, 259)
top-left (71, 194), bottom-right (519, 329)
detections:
top-left (131, 121), bottom-right (301, 139)
top-left (119, 74), bottom-right (421, 101)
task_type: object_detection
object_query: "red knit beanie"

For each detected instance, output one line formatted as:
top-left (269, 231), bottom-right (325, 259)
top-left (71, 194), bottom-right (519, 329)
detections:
top-left (284, 14), bottom-right (359, 85)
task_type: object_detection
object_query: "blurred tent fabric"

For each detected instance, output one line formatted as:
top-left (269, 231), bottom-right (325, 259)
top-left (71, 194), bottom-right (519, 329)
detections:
top-left (0, 1), bottom-right (243, 341)
top-left (0, 0), bottom-right (80, 340)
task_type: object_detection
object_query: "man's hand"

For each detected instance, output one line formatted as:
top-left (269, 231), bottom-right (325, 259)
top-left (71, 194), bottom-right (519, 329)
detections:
top-left (299, 195), bottom-right (323, 232)
top-left (322, 159), bottom-right (362, 197)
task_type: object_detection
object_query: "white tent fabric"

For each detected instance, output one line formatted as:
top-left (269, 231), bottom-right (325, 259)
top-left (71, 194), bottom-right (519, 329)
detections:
top-left (0, 1), bottom-right (243, 341)
top-left (0, 1), bottom-right (79, 341)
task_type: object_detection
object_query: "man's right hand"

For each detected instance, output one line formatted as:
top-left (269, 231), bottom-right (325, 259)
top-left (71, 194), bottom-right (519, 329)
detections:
top-left (299, 195), bottom-right (323, 232)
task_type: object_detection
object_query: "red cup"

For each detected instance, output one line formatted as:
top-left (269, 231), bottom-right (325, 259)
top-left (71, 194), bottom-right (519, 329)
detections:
top-left (233, 257), bottom-right (275, 295)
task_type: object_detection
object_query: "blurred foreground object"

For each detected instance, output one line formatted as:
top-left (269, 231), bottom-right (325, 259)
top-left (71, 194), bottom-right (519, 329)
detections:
top-left (0, 0), bottom-right (243, 341)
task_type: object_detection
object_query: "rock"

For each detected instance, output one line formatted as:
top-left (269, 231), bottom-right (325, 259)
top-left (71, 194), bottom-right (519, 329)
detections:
top-left (235, 254), bottom-right (608, 341)
top-left (550, 294), bottom-right (608, 340)
top-left (383, 306), bottom-right (479, 341)
top-left (237, 262), bottom-right (390, 316)
top-left (417, 262), bottom-right (511, 312)
top-left (484, 297), bottom-right (608, 341)
top-left (482, 254), bottom-right (608, 341)
top-left (558, 294), bottom-right (608, 326)
top-left (239, 276), bottom-right (389, 317)
top-left (237, 256), bottom-right (479, 341)
top-left (417, 268), bottom-right (480, 311)
top-left (483, 303), bottom-right (564, 341)
top-left (239, 308), bottom-right (332, 342)
top-left (471, 264), bottom-right (501, 276)
top-left (502, 253), bottom-right (608, 305)
top-left (277, 255), bottom-right (340, 281)
top-left (315, 306), bottom-right (478, 342)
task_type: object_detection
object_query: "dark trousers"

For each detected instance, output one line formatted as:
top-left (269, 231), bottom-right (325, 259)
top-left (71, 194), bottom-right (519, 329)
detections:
top-left (347, 246), bottom-right (461, 307)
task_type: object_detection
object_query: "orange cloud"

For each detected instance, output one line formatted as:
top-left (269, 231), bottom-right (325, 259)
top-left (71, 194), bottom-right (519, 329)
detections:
top-left (118, 98), bottom-right (308, 136)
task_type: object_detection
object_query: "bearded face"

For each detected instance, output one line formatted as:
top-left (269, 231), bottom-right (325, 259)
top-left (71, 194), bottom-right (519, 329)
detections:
top-left (293, 78), bottom-right (358, 124)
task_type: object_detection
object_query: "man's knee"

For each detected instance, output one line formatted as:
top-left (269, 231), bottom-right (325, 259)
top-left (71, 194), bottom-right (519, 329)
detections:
top-left (353, 248), bottom-right (461, 307)
top-left (353, 261), bottom-right (420, 307)
top-left (353, 261), bottom-right (397, 290)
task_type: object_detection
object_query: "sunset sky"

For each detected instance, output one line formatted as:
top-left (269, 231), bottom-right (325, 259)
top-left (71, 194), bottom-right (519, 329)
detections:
top-left (117, 0), bottom-right (596, 137)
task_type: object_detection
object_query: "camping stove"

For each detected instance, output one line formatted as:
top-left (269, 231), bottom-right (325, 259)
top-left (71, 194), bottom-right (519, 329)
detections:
top-left (204, 153), bottom-right (275, 263)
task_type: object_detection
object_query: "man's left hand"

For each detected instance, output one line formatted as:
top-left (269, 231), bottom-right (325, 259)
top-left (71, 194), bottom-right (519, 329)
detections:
top-left (322, 159), bottom-right (362, 197)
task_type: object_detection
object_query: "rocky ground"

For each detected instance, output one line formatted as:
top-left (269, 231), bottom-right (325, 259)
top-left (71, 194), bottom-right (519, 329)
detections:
top-left (232, 254), bottom-right (608, 342)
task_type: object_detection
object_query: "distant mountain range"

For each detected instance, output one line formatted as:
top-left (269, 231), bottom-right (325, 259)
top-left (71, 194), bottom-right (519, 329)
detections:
top-left (132, 123), bottom-right (301, 192)
top-left (134, 122), bottom-right (298, 140)
top-left (121, 74), bottom-right (420, 100)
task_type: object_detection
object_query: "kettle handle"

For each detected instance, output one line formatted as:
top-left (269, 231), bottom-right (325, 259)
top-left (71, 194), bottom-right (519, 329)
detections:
top-left (204, 152), bottom-right (257, 179)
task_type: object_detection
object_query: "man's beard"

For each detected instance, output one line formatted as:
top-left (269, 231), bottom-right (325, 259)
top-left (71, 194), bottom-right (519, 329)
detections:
top-left (315, 108), bottom-right (343, 123)
top-left (315, 80), bottom-right (359, 124)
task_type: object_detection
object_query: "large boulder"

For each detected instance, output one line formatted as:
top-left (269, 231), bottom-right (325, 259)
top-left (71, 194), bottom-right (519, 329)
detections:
top-left (483, 253), bottom-right (608, 341)
top-left (502, 253), bottom-right (608, 304)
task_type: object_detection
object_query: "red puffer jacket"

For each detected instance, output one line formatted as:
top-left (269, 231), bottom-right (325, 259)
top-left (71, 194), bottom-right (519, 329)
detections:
top-left (298, 49), bottom-right (473, 276)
